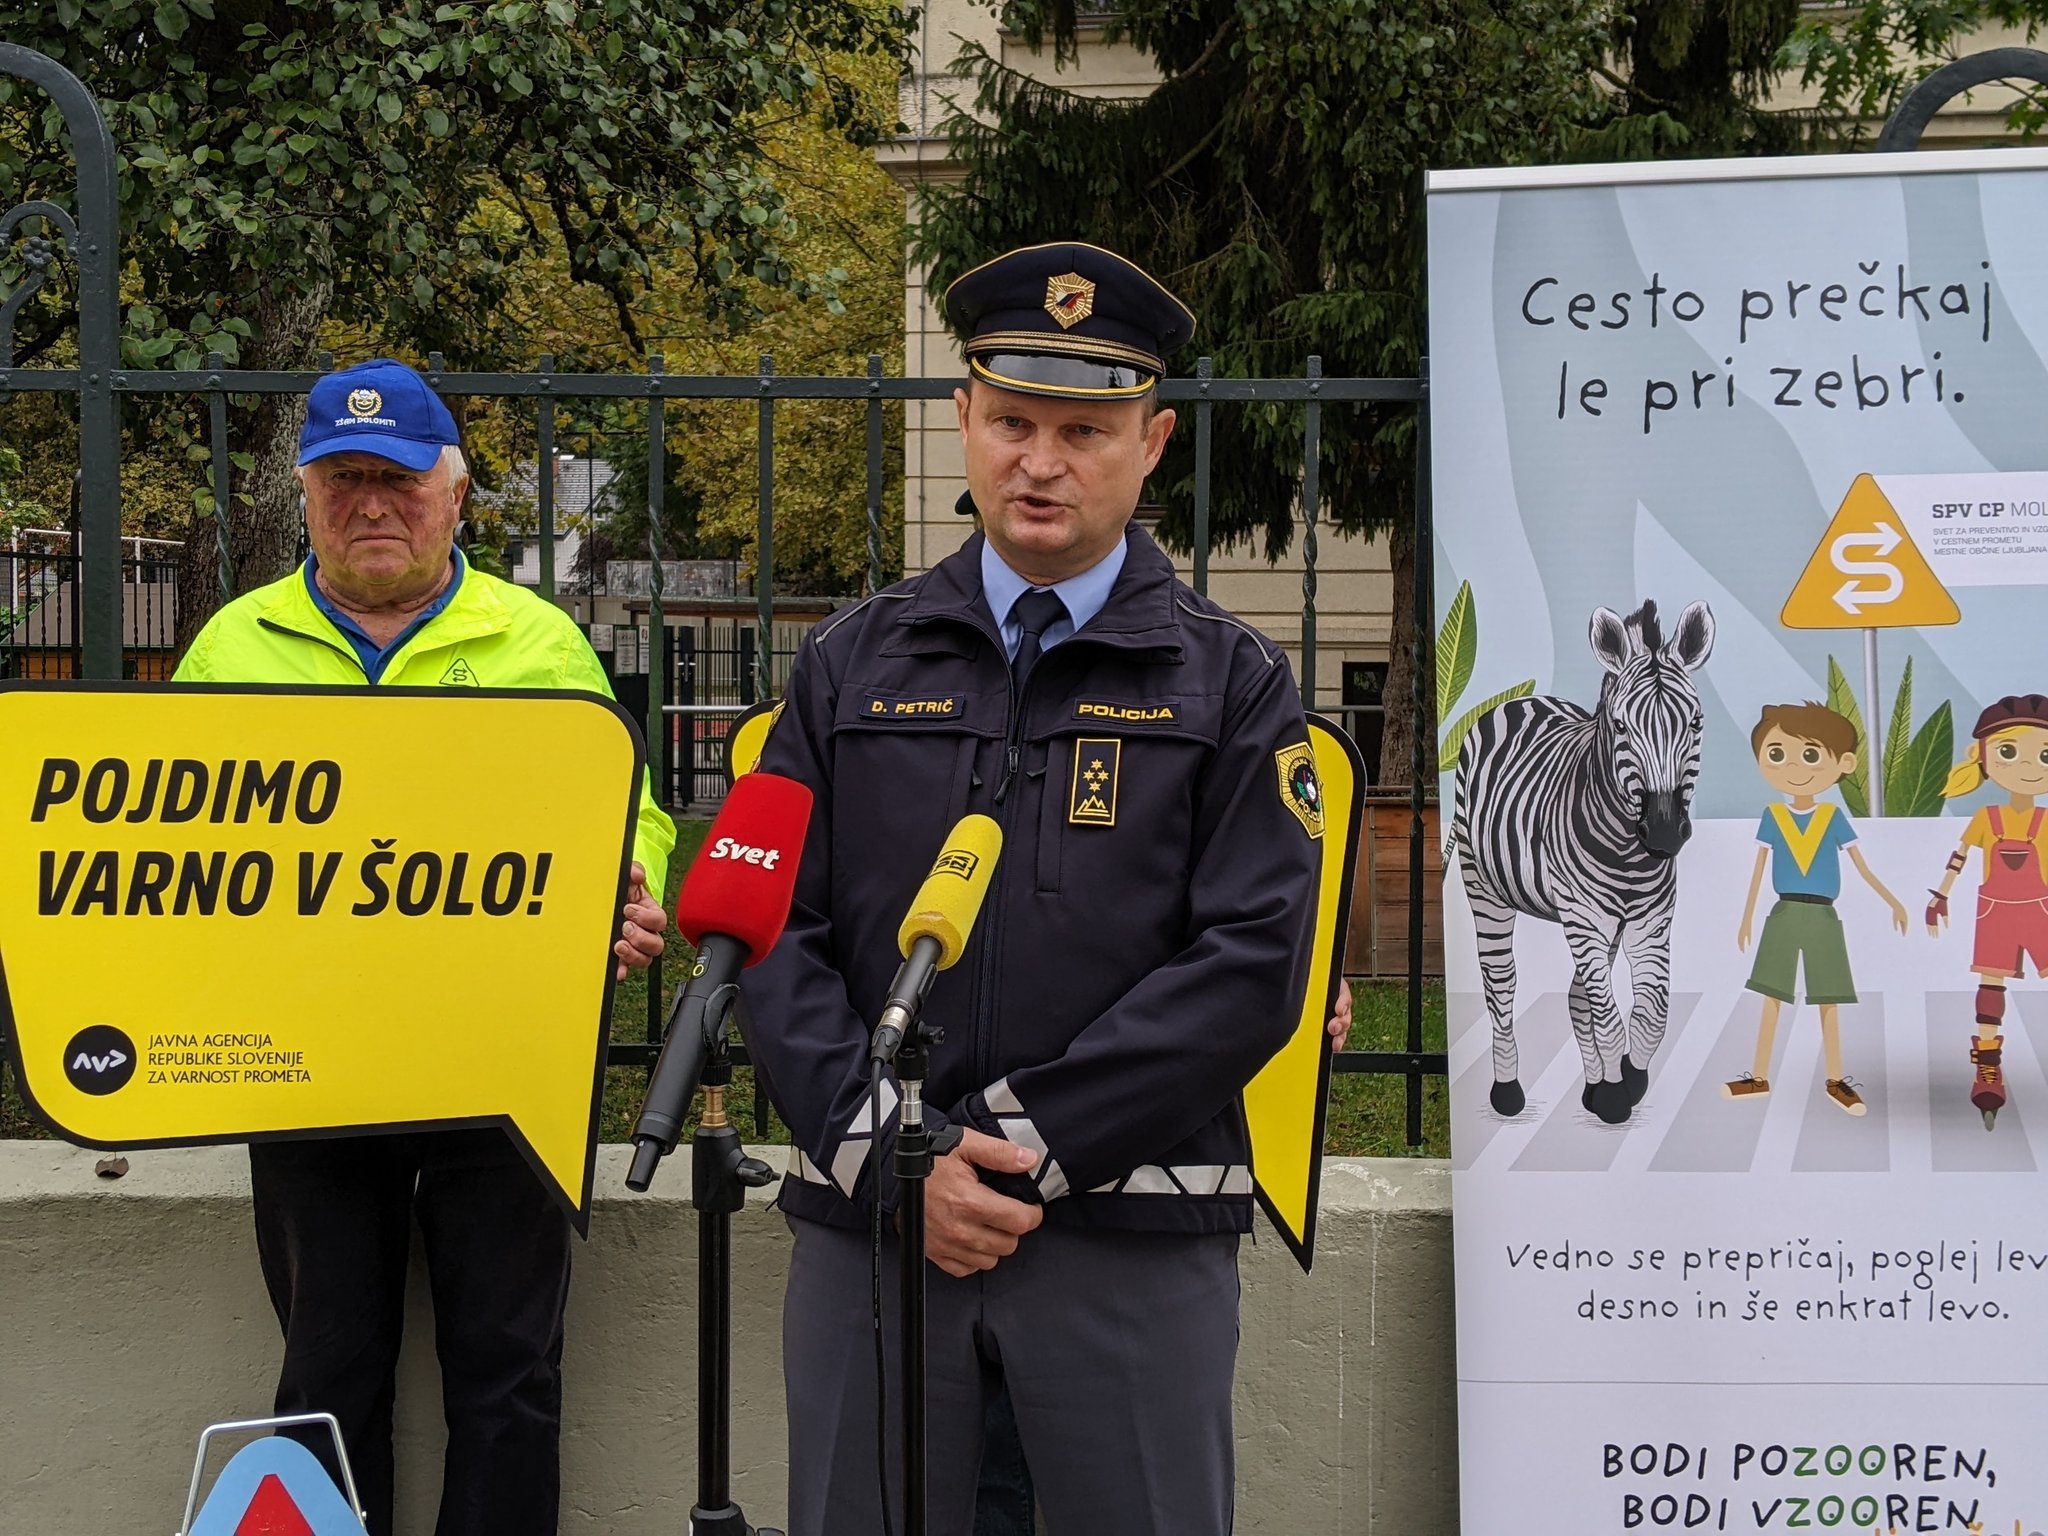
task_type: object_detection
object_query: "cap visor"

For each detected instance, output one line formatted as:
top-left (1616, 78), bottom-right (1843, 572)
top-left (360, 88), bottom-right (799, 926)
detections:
top-left (298, 433), bottom-right (447, 472)
top-left (969, 355), bottom-right (1156, 401)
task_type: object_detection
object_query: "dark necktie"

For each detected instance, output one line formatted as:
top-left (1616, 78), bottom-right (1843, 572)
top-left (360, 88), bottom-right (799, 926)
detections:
top-left (1010, 587), bottom-right (1067, 686)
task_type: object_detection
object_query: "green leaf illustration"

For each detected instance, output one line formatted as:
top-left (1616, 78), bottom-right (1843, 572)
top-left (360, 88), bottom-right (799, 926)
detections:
top-left (1881, 655), bottom-right (1914, 806)
top-left (1439, 680), bottom-right (1536, 775)
top-left (1826, 656), bottom-right (1869, 817)
top-left (1437, 579), bottom-right (1477, 724)
top-left (1889, 699), bottom-right (1955, 818)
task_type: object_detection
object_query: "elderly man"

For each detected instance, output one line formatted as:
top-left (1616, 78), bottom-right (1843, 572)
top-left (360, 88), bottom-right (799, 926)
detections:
top-left (744, 243), bottom-right (1322, 1536)
top-left (174, 358), bottom-right (675, 1536)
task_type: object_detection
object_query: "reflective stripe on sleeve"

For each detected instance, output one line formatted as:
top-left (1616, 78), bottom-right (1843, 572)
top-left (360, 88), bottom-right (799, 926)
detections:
top-left (1086, 1164), bottom-right (1253, 1196)
top-left (827, 1076), bottom-right (900, 1198)
top-left (980, 1075), bottom-right (1068, 1203)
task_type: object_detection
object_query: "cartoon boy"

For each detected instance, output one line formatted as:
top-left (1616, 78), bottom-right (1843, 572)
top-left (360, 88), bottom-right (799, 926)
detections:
top-left (1728, 703), bottom-right (1908, 1114)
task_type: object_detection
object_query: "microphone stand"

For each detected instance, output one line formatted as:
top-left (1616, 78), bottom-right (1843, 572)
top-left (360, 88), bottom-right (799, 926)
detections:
top-left (890, 1015), bottom-right (959, 1536)
top-left (686, 1024), bottom-right (781, 1536)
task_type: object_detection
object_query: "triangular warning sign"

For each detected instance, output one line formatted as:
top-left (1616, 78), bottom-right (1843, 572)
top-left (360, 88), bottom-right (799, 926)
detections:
top-left (188, 1435), bottom-right (368, 1535)
top-left (1781, 473), bottom-right (1960, 629)
top-left (235, 1475), bottom-right (316, 1536)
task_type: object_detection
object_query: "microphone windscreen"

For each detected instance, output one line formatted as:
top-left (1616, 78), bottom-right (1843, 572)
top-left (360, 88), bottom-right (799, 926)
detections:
top-left (674, 771), bottom-right (814, 962)
top-left (897, 814), bottom-right (1003, 969)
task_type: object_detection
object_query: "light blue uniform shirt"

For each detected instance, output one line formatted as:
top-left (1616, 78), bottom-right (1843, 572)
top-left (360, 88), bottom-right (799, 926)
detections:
top-left (980, 534), bottom-right (1128, 661)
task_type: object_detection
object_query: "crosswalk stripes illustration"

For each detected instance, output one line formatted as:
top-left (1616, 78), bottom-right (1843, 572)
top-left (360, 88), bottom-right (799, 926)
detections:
top-left (1450, 990), bottom-right (2048, 1173)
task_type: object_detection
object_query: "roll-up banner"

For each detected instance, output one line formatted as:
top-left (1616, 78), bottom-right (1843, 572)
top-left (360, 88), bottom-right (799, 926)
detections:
top-left (1429, 147), bottom-right (2048, 1534)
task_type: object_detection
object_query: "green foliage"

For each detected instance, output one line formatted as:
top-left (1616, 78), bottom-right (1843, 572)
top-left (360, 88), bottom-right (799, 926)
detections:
top-left (917, 0), bottom-right (1621, 559)
top-left (1433, 580), bottom-right (1534, 773)
top-left (1438, 683), bottom-right (1538, 776)
top-left (0, 0), bottom-right (910, 372)
top-left (1891, 700), bottom-right (1955, 819)
top-left (0, 443), bottom-right (47, 537)
top-left (1825, 656), bottom-right (1871, 816)
top-left (1784, 2), bottom-right (2048, 139)
top-left (506, 40), bottom-right (908, 597)
top-left (1825, 653), bottom-right (1954, 817)
top-left (1436, 580), bottom-right (1476, 726)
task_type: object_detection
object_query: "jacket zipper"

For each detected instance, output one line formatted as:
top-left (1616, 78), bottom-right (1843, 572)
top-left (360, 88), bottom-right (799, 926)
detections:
top-left (257, 616), bottom-right (370, 680)
top-left (927, 607), bottom-right (1153, 1099)
top-left (974, 646), bottom-right (1031, 1093)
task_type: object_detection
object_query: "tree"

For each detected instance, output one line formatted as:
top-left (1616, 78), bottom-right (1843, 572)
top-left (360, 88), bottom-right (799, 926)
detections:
top-left (512, 40), bottom-right (909, 597)
top-left (916, 0), bottom-right (1620, 784)
top-left (0, 0), bottom-right (907, 647)
top-left (915, 0), bottom-right (2048, 782)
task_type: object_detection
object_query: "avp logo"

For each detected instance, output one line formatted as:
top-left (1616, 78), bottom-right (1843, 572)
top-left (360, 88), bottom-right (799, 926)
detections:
top-left (707, 835), bottom-right (783, 870)
top-left (62, 1024), bottom-right (137, 1096)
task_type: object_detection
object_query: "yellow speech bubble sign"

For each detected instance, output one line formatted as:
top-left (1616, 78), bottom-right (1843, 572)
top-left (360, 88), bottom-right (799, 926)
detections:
top-left (0, 684), bottom-right (644, 1230)
top-left (1243, 712), bottom-right (1363, 1271)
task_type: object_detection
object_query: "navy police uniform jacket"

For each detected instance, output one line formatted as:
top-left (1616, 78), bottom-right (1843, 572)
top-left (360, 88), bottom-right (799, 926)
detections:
top-left (743, 525), bottom-right (1319, 1235)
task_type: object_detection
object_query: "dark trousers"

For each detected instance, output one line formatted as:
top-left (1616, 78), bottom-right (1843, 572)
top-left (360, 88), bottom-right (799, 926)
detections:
top-left (784, 1215), bottom-right (1239, 1536)
top-left (249, 1128), bottom-right (572, 1536)
top-left (975, 1386), bottom-right (1036, 1536)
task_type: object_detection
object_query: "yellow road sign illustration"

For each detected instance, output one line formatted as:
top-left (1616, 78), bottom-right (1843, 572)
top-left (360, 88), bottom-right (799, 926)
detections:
top-left (1243, 711), bottom-right (1363, 1271)
top-left (1781, 473), bottom-right (1960, 629)
top-left (0, 684), bottom-right (645, 1229)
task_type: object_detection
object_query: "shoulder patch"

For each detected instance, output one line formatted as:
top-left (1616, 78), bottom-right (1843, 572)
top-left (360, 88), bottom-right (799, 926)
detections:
top-left (1275, 740), bottom-right (1323, 839)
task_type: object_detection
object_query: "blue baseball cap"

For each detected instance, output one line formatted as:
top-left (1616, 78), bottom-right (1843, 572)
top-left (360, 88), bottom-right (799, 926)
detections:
top-left (298, 358), bottom-right (460, 472)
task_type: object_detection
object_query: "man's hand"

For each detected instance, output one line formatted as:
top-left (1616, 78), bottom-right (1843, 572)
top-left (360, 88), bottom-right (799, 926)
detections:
top-left (924, 1128), bottom-right (1043, 1278)
top-left (1326, 977), bottom-right (1354, 1053)
top-left (615, 861), bottom-right (667, 980)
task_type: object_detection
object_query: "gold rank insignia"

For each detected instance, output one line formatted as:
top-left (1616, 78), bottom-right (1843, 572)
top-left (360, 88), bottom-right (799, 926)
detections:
top-left (1274, 740), bottom-right (1323, 839)
top-left (1069, 738), bottom-right (1121, 826)
top-left (1044, 272), bottom-right (1096, 330)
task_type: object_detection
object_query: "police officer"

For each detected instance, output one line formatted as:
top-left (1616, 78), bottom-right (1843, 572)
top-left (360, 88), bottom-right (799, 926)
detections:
top-left (174, 358), bottom-right (676, 1536)
top-left (743, 244), bottom-right (1322, 1535)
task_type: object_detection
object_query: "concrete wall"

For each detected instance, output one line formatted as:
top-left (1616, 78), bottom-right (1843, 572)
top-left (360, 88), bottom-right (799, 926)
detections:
top-left (0, 1142), bottom-right (1455, 1535)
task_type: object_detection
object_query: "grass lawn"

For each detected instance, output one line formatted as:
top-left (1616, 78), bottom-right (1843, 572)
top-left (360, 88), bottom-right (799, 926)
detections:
top-left (4, 815), bottom-right (1451, 1159)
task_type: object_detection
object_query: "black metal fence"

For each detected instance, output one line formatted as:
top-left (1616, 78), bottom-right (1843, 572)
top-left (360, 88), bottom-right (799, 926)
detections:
top-left (0, 44), bottom-right (1446, 1151)
top-left (2, 532), bottom-right (180, 679)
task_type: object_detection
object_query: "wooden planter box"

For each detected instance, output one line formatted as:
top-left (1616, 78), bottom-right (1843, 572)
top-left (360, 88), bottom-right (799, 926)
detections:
top-left (1345, 793), bottom-right (1444, 978)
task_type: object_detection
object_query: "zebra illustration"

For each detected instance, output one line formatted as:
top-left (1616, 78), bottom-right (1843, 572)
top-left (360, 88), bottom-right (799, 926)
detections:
top-left (1453, 599), bottom-right (1715, 1125)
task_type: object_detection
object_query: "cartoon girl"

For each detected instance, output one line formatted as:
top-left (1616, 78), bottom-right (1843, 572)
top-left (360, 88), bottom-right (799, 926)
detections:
top-left (1926, 694), bottom-right (2048, 1128)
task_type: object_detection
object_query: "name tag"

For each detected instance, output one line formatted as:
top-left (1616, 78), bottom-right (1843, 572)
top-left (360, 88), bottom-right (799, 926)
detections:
top-left (864, 695), bottom-right (963, 720)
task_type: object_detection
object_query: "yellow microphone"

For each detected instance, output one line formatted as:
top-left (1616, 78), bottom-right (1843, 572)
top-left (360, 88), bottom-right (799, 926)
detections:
top-left (871, 815), bottom-right (1003, 1062)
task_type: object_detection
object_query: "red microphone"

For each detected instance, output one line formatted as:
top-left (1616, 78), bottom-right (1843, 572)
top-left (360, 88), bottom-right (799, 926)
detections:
top-left (626, 772), bottom-right (813, 1190)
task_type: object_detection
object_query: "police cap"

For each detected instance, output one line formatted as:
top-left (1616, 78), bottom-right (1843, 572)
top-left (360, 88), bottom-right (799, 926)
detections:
top-left (944, 241), bottom-right (1196, 401)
